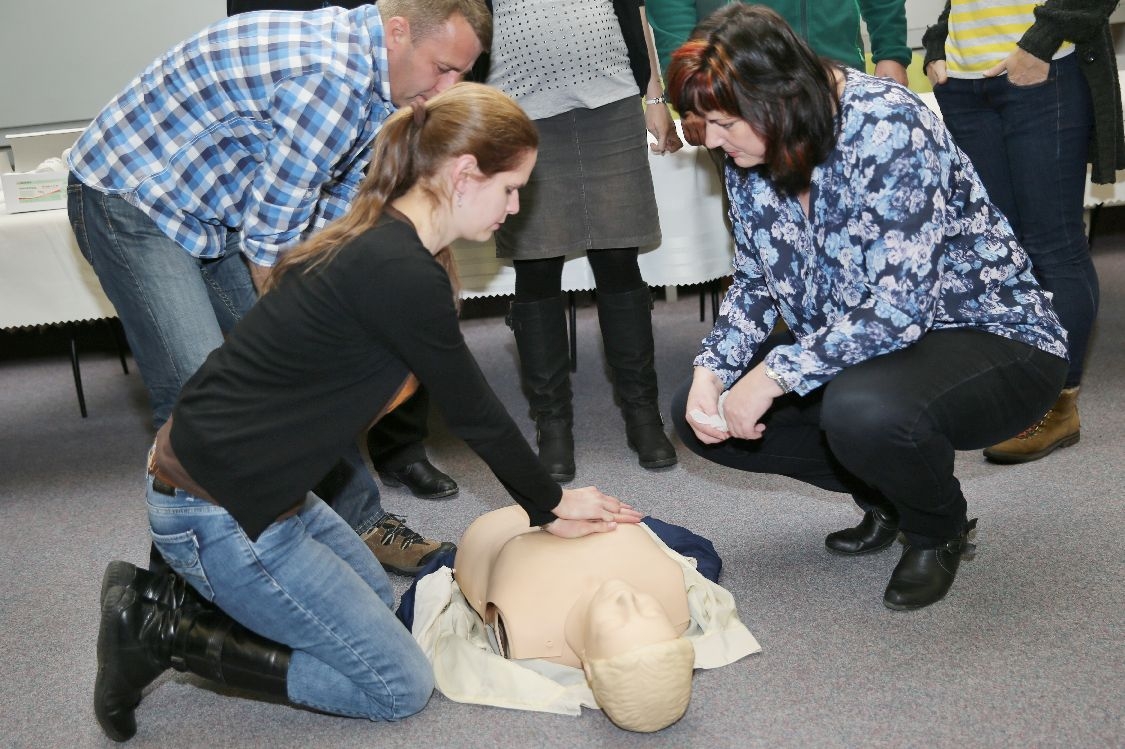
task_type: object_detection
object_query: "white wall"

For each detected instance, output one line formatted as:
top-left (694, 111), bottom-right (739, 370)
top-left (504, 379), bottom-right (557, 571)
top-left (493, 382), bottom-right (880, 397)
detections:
top-left (0, 1), bottom-right (225, 137)
top-left (904, 0), bottom-right (945, 48)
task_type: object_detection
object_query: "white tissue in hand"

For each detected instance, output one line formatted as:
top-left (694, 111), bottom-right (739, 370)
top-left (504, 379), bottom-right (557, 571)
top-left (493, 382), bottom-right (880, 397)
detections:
top-left (690, 391), bottom-right (730, 431)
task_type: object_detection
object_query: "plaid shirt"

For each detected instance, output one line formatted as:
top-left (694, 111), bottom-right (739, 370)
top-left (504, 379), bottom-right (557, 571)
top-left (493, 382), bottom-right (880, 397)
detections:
top-left (68, 6), bottom-right (393, 267)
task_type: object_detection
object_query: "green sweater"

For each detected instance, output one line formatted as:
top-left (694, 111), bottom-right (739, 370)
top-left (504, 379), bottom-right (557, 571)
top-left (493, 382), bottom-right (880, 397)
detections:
top-left (646, 0), bottom-right (911, 76)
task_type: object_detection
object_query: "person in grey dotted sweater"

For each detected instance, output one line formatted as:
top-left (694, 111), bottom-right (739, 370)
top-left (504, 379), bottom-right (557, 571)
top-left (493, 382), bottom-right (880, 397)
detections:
top-left (482, 0), bottom-right (683, 482)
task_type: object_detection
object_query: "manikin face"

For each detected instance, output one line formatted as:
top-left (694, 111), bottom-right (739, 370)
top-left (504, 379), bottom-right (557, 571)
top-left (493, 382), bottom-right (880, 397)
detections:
top-left (699, 109), bottom-right (768, 168)
top-left (385, 14), bottom-right (482, 107)
top-left (454, 149), bottom-right (537, 243)
top-left (582, 579), bottom-right (679, 661)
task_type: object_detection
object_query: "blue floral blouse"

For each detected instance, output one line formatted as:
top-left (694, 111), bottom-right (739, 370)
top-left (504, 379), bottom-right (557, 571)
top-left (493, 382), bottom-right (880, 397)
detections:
top-left (696, 70), bottom-right (1068, 395)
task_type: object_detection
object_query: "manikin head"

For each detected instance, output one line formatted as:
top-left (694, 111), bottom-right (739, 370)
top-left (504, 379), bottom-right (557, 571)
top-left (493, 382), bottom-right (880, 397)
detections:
top-left (577, 579), bottom-right (695, 732)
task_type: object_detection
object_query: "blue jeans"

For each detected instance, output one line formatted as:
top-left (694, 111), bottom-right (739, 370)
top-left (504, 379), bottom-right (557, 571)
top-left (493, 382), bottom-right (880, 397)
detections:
top-left (672, 330), bottom-right (1067, 544)
top-left (67, 176), bottom-right (257, 429)
top-left (933, 54), bottom-right (1097, 388)
top-left (147, 479), bottom-right (434, 719)
top-left (68, 177), bottom-right (383, 528)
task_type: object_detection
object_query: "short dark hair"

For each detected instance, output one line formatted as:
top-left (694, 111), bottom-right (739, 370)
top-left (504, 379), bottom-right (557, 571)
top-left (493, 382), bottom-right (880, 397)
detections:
top-left (379, 0), bottom-right (492, 52)
top-left (665, 4), bottom-right (838, 194)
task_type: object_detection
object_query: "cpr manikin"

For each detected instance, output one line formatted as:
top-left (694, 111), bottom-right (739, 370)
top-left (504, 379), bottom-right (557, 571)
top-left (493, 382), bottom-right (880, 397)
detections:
top-left (454, 506), bottom-right (696, 732)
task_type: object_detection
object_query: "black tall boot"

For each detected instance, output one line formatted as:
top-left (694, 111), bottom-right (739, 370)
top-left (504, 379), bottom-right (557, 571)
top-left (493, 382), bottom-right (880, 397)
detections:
top-left (595, 286), bottom-right (678, 469)
top-left (101, 559), bottom-right (210, 615)
top-left (95, 562), bottom-right (291, 742)
top-left (507, 297), bottom-right (575, 481)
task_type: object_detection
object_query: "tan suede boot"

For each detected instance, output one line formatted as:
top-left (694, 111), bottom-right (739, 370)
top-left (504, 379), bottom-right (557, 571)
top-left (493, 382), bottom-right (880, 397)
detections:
top-left (359, 514), bottom-right (456, 576)
top-left (983, 387), bottom-right (1081, 464)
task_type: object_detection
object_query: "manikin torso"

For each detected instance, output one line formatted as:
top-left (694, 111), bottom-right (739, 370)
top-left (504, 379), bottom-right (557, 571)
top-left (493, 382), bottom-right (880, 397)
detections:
top-left (453, 506), bottom-right (690, 668)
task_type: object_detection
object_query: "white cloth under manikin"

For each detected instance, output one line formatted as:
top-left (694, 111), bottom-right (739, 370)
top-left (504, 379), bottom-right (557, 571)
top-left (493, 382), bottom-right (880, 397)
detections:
top-left (409, 523), bottom-right (761, 715)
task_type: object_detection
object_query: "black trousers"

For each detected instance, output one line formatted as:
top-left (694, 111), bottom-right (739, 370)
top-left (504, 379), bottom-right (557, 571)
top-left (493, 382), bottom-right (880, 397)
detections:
top-left (672, 329), bottom-right (1067, 544)
top-left (366, 388), bottom-right (430, 471)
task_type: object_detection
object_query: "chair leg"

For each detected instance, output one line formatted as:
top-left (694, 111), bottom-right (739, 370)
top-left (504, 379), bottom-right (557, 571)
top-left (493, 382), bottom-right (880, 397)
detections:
top-left (567, 291), bottom-right (577, 372)
top-left (67, 323), bottom-right (88, 418)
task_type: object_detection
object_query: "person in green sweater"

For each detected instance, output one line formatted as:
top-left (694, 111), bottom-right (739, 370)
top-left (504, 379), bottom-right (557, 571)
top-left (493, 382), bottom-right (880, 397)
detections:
top-left (647, 0), bottom-right (911, 146)
top-left (647, 0), bottom-right (911, 84)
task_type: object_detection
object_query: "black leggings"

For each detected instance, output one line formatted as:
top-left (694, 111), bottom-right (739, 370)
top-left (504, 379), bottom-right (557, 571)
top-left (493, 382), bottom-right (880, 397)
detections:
top-left (671, 329), bottom-right (1067, 545)
top-left (513, 248), bottom-right (643, 302)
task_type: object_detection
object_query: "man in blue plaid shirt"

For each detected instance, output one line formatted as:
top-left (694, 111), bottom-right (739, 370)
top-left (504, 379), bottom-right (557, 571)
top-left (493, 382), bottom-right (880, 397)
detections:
top-left (66, 0), bottom-right (491, 575)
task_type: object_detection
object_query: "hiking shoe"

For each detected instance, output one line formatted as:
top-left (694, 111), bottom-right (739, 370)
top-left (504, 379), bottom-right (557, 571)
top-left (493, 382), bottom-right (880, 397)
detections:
top-left (359, 514), bottom-right (456, 576)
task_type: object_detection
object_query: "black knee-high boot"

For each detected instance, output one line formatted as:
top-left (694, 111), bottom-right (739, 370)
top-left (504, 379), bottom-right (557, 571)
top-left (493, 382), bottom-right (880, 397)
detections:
top-left (595, 286), bottom-right (677, 469)
top-left (506, 296), bottom-right (575, 481)
top-left (101, 559), bottom-right (210, 615)
top-left (95, 561), bottom-right (291, 742)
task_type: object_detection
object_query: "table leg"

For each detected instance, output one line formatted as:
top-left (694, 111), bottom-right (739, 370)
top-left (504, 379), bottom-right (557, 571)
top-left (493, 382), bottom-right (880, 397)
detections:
top-left (1086, 204), bottom-right (1102, 250)
top-left (67, 324), bottom-right (88, 418)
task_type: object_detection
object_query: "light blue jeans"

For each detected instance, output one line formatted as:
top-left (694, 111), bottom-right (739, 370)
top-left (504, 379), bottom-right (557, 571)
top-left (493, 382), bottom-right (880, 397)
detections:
top-left (147, 478), bottom-right (434, 719)
top-left (68, 177), bottom-right (383, 529)
top-left (67, 176), bottom-right (257, 429)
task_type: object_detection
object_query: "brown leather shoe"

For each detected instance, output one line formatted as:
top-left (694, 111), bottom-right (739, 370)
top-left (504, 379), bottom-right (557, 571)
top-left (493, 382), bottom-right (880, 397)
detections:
top-left (360, 514), bottom-right (456, 576)
top-left (984, 387), bottom-right (1080, 464)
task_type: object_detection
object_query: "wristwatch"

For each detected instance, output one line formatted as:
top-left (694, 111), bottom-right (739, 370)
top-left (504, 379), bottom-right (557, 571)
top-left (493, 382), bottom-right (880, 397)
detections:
top-left (763, 364), bottom-right (793, 394)
top-left (644, 94), bottom-right (667, 105)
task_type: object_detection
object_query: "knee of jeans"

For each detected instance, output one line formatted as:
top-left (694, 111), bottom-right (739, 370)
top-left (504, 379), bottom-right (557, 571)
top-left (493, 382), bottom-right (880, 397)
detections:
top-left (376, 666), bottom-right (434, 721)
top-left (401, 670), bottom-right (436, 717)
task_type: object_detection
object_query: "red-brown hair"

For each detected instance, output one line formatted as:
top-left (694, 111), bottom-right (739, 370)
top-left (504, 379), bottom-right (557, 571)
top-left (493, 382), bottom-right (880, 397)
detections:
top-left (666, 4), bottom-right (839, 194)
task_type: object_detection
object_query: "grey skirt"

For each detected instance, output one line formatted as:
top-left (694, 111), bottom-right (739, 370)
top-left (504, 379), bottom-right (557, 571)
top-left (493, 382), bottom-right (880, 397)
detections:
top-left (494, 95), bottom-right (661, 259)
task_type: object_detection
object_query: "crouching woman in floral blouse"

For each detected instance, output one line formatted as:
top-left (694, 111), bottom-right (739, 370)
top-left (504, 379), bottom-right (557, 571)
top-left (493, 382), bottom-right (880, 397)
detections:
top-left (666, 5), bottom-right (1068, 611)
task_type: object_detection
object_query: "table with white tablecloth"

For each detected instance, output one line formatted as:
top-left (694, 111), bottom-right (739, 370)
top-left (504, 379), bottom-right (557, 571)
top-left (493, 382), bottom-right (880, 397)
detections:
top-left (0, 123), bottom-right (736, 410)
top-left (0, 204), bottom-right (116, 329)
top-left (0, 198), bottom-right (127, 416)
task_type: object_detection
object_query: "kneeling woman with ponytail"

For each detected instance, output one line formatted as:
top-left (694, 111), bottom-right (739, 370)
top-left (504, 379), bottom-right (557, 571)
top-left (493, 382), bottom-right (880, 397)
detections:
top-left (94, 83), bottom-right (642, 741)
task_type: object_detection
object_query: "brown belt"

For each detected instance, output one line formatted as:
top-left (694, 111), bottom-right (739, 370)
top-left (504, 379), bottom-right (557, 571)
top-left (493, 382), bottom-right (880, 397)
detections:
top-left (147, 418), bottom-right (302, 521)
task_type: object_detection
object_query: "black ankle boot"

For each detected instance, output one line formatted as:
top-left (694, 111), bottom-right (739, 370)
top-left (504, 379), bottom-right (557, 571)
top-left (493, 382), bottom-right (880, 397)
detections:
top-left (624, 405), bottom-right (678, 469)
top-left (537, 418), bottom-right (575, 482)
top-left (883, 519), bottom-right (977, 611)
top-left (508, 297), bottom-right (576, 481)
top-left (95, 562), bottom-right (291, 741)
top-left (595, 286), bottom-right (678, 470)
top-left (825, 507), bottom-right (899, 555)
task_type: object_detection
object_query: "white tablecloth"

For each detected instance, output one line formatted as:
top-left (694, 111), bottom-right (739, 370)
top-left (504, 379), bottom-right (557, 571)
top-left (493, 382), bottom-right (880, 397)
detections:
top-left (0, 124), bottom-right (734, 326)
top-left (0, 201), bottom-right (117, 329)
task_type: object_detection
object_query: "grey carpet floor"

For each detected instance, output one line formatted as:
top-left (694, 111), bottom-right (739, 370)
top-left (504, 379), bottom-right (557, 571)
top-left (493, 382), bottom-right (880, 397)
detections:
top-left (2, 211), bottom-right (1123, 748)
